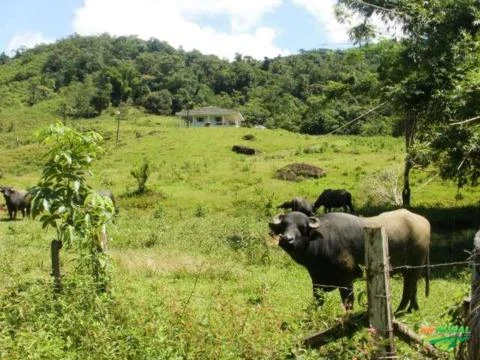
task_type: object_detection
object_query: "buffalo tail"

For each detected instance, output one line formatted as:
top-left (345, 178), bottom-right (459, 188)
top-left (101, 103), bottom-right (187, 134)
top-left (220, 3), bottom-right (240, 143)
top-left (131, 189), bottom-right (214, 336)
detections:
top-left (425, 247), bottom-right (430, 298)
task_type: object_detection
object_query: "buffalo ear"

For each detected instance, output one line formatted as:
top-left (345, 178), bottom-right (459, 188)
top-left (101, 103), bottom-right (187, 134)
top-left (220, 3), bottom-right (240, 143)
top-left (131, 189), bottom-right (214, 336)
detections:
top-left (308, 217), bottom-right (321, 229)
top-left (271, 214), bottom-right (284, 225)
top-left (268, 214), bottom-right (284, 234)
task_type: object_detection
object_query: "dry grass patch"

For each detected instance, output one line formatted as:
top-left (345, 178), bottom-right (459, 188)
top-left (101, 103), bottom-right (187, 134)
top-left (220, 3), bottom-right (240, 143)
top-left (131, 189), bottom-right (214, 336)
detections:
top-left (113, 250), bottom-right (204, 275)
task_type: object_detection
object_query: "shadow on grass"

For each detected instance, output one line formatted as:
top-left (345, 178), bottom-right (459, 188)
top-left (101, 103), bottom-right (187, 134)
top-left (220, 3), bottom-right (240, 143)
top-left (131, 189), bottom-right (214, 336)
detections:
top-left (118, 189), bottom-right (167, 211)
top-left (0, 217), bottom-right (26, 222)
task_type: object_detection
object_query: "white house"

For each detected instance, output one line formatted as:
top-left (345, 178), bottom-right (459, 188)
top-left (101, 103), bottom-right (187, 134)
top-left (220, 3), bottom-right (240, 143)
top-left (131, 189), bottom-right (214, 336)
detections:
top-left (175, 106), bottom-right (244, 128)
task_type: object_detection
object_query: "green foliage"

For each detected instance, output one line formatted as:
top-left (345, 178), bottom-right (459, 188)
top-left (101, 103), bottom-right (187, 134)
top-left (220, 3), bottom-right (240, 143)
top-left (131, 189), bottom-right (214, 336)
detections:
top-left (29, 123), bottom-right (115, 288)
top-left (0, 34), bottom-right (390, 135)
top-left (429, 126), bottom-right (480, 187)
top-left (339, 0), bottom-right (480, 185)
top-left (61, 77), bottom-right (97, 118)
top-left (130, 158), bottom-right (151, 194)
top-left (143, 89), bottom-right (173, 115)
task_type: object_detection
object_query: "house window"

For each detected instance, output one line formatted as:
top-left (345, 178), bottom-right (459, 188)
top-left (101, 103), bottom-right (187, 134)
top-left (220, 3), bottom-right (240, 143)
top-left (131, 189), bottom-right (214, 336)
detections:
top-left (196, 117), bottom-right (204, 123)
top-left (215, 116), bottom-right (223, 125)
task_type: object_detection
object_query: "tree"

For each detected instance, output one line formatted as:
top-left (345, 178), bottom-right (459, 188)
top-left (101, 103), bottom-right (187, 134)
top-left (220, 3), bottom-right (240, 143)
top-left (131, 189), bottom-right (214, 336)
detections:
top-left (0, 52), bottom-right (9, 64)
top-left (130, 158), bottom-right (151, 194)
top-left (143, 89), bottom-right (173, 114)
top-left (116, 101), bottom-right (129, 148)
top-left (61, 77), bottom-right (97, 118)
top-left (337, 0), bottom-right (480, 204)
top-left (26, 78), bottom-right (52, 106)
top-left (30, 123), bottom-right (115, 292)
top-left (91, 71), bottom-right (112, 114)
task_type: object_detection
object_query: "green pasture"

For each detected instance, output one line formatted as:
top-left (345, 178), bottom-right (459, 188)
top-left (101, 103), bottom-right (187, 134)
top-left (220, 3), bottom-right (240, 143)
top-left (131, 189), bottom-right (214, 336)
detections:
top-left (0, 108), bottom-right (478, 359)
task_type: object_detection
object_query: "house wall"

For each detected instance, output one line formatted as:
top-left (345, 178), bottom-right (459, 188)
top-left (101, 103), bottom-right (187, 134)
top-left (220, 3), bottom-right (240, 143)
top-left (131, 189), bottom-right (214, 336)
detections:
top-left (191, 115), bottom-right (240, 127)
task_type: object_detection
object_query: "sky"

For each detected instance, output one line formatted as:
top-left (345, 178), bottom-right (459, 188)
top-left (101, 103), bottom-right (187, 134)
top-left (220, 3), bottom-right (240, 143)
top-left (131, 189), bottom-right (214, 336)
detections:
top-left (0, 0), bottom-right (391, 60)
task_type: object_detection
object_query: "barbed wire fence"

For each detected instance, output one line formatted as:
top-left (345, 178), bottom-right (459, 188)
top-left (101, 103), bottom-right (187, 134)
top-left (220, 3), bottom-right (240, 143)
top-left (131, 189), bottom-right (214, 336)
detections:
top-left (302, 227), bottom-right (480, 359)
top-left (177, 228), bottom-right (479, 359)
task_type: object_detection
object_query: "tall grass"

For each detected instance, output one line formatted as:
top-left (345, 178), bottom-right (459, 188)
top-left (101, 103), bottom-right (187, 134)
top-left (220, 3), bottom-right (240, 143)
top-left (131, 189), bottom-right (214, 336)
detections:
top-left (0, 108), bottom-right (478, 358)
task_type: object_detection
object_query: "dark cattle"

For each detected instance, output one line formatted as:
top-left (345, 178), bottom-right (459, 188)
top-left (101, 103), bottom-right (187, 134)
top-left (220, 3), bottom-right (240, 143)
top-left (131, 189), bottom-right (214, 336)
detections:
top-left (0, 186), bottom-right (31, 220)
top-left (277, 197), bottom-right (313, 216)
top-left (97, 190), bottom-right (118, 214)
top-left (313, 189), bottom-right (354, 213)
top-left (232, 145), bottom-right (256, 155)
top-left (269, 209), bottom-right (430, 313)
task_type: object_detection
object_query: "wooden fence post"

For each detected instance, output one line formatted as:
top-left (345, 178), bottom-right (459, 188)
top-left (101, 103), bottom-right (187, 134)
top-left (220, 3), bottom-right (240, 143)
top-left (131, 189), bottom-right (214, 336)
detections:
top-left (364, 227), bottom-right (396, 359)
top-left (51, 239), bottom-right (63, 294)
top-left (467, 230), bottom-right (480, 359)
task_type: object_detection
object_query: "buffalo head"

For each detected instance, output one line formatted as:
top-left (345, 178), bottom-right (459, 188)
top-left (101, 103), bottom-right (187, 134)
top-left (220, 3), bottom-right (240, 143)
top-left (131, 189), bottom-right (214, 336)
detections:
top-left (269, 211), bottom-right (320, 251)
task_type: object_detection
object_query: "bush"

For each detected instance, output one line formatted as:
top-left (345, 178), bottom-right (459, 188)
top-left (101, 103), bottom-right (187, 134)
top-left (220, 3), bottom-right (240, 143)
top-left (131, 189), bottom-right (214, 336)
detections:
top-left (130, 158), bottom-right (151, 194)
top-left (360, 166), bottom-right (403, 206)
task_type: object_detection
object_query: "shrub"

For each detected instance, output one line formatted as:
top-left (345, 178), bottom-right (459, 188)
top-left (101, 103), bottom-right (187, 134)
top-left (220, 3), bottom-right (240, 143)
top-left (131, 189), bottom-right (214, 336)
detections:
top-left (130, 158), bottom-right (151, 194)
top-left (360, 166), bottom-right (403, 206)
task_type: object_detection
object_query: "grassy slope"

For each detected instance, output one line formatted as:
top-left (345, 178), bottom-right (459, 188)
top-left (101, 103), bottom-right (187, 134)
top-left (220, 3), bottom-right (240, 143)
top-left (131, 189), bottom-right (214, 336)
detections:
top-left (0, 104), bottom-right (477, 359)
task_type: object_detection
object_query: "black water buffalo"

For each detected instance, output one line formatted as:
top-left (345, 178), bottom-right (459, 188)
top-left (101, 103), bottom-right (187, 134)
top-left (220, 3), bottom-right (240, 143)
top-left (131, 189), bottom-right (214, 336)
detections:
top-left (313, 189), bottom-right (354, 213)
top-left (269, 209), bottom-right (430, 313)
top-left (0, 186), bottom-right (31, 220)
top-left (97, 190), bottom-right (118, 214)
top-left (277, 197), bottom-right (313, 216)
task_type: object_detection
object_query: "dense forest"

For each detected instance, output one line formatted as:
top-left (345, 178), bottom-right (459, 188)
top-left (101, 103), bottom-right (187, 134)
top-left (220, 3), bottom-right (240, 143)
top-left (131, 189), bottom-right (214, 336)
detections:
top-left (0, 34), bottom-right (391, 136)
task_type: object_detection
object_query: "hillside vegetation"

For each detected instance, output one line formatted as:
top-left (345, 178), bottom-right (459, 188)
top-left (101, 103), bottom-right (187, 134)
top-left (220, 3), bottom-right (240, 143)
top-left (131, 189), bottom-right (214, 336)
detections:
top-left (0, 34), bottom-right (390, 135)
top-left (0, 110), bottom-right (478, 358)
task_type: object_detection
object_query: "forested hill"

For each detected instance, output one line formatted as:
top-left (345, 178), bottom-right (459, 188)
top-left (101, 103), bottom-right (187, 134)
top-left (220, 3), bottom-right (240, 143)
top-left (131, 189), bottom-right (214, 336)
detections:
top-left (0, 34), bottom-right (393, 135)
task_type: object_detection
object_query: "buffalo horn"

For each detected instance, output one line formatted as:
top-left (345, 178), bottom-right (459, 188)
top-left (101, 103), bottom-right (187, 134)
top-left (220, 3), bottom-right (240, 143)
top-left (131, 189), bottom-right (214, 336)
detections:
top-left (308, 217), bottom-right (321, 229)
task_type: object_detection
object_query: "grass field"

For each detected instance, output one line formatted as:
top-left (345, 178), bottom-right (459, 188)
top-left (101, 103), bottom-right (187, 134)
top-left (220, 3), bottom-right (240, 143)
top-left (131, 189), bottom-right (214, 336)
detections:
top-left (0, 107), bottom-right (479, 359)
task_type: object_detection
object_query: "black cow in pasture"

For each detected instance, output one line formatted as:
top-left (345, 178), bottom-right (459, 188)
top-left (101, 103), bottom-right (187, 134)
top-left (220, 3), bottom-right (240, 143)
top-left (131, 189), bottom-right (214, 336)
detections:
top-left (97, 189), bottom-right (119, 214)
top-left (313, 189), bottom-right (354, 213)
top-left (269, 209), bottom-right (430, 313)
top-left (0, 186), bottom-right (31, 220)
top-left (277, 197), bottom-right (313, 216)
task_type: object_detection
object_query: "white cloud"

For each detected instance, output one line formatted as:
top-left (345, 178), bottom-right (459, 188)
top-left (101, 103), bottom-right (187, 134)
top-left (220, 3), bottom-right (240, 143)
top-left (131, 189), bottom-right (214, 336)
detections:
top-left (292, 0), bottom-right (401, 46)
top-left (178, 0), bottom-right (282, 31)
top-left (72, 0), bottom-right (288, 60)
top-left (6, 31), bottom-right (54, 55)
top-left (292, 0), bottom-right (352, 46)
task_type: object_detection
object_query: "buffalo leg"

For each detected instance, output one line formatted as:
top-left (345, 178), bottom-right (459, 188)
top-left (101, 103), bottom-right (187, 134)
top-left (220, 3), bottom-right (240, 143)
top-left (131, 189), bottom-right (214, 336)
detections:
top-left (406, 270), bottom-right (421, 312)
top-left (339, 286), bottom-right (354, 310)
top-left (396, 270), bottom-right (420, 313)
top-left (396, 271), bottom-right (412, 313)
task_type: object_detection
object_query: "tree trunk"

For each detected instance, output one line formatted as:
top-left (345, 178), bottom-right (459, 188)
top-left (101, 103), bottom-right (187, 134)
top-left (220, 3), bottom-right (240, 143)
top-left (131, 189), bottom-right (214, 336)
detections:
top-left (115, 115), bottom-right (120, 148)
top-left (402, 111), bottom-right (416, 207)
top-left (402, 156), bottom-right (412, 207)
top-left (51, 239), bottom-right (63, 294)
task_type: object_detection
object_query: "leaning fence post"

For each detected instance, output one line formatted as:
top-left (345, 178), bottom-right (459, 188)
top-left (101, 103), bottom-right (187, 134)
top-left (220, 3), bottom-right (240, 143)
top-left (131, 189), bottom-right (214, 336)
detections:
top-left (364, 226), bottom-right (396, 359)
top-left (51, 239), bottom-right (63, 294)
top-left (467, 230), bottom-right (480, 359)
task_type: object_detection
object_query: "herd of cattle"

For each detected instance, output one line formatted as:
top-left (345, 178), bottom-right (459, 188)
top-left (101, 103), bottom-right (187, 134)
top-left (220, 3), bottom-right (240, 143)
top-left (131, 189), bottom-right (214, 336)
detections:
top-left (272, 189), bottom-right (430, 313)
top-left (1, 185), bottom-right (430, 312)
